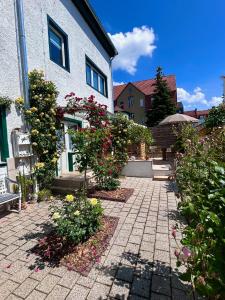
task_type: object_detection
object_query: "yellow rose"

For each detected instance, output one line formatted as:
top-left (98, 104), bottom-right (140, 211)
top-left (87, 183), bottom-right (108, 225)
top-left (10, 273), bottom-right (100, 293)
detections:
top-left (65, 194), bottom-right (74, 202)
top-left (74, 210), bottom-right (80, 216)
top-left (90, 198), bottom-right (98, 206)
top-left (52, 212), bottom-right (60, 220)
top-left (31, 129), bottom-right (39, 135)
top-left (35, 162), bottom-right (45, 169)
top-left (15, 97), bottom-right (24, 105)
top-left (25, 110), bottom-right (32, 115)
top-left (30, 107), bottom-right (38, 113)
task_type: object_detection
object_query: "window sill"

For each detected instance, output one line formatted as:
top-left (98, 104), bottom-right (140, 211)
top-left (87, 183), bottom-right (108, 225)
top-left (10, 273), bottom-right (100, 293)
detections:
top-left (86, 82), bottom-right (108, 98)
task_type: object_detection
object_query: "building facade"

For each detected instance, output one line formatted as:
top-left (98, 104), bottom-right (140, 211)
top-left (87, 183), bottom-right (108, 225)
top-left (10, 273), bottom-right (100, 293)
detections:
top-left (0, 0), bottom-right (117, 177)
top-left (114, 76), bottom-right (177, 125)
top-left (183, 109), bottom-right (209, 124)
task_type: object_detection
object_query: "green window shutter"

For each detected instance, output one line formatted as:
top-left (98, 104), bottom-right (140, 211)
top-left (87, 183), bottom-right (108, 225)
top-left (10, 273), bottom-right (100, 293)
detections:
top-left (0, 107), bottom-right (9, 161)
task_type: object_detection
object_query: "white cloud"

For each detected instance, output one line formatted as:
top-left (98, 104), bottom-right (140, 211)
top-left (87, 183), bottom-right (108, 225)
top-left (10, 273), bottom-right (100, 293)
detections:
top-left (113, 81), bottom-right (125, 86)
top-left (109, 26), bottom-right (156, 75)
top-left (177, 87), bottom-right (223, 109)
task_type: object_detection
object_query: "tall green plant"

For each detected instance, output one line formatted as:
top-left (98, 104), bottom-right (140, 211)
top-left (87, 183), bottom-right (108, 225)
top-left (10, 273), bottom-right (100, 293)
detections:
top-left (146, 66), bottom-right (176, 127)
top-left (19, 70), bottom-right (61, 188)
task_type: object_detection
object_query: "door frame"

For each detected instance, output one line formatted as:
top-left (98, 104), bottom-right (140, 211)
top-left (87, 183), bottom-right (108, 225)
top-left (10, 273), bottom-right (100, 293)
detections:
top-left (64, 117), bottom-right (82, 172)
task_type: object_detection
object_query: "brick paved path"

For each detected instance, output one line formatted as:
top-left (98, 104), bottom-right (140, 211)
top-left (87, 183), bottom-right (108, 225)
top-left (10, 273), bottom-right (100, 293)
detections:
top-left (0, 178), bottom-right (195, 300)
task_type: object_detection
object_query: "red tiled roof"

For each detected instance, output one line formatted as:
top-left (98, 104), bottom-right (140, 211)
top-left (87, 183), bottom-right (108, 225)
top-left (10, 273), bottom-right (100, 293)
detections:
top-left (113, 75), bottom-right (176, 100)
top-left (184, 110), bottom-right (209, 118)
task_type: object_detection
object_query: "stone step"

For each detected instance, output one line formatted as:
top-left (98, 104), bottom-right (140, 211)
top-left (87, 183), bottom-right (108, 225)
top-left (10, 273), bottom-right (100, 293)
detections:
top-left (52, 177), bottom-right (90, 189)
top-left (51, 186), bottom-right (78, 195)
top-left (153, 175), bottom-right (169, 181)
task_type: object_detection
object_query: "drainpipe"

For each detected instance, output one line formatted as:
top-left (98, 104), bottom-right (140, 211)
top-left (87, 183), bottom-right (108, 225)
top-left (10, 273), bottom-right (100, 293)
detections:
top-left (15, 0), bottom-right (29, 114)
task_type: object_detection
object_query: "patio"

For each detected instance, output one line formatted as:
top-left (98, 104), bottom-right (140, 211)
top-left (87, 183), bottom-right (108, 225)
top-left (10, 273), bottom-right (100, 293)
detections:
top-left (0, 177), bottom-right (195, 300)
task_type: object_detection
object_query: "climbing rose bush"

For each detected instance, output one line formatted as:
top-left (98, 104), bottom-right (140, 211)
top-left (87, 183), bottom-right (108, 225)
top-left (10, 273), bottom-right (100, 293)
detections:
top-left (58, 94), bottom-right (130, 191)
top-left (175, 125), bottom-right (225, 299)
top-left (18, 70), bottom-right (62, 188)
top-left (51, 193), bottom-right (103, 243)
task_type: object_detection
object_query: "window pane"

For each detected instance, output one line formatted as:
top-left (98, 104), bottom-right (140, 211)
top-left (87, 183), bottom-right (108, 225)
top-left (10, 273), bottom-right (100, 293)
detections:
top-left (99, 76), bottom-right (105, 95)
top-left (93, 70), bottom-right (98, 90)
top-left (49, 28), bottom-right (63, 66)
top-left (86, 64), bottom-right (91, 85)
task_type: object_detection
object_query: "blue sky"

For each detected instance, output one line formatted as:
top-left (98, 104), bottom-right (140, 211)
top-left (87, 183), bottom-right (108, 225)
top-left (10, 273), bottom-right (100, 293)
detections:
top-left (90, 0), bottom-right (224, 110)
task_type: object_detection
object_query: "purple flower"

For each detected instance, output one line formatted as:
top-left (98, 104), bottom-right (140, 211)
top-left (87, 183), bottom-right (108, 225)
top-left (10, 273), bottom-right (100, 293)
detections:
top-left (182, 247), bottom-right (191, 258)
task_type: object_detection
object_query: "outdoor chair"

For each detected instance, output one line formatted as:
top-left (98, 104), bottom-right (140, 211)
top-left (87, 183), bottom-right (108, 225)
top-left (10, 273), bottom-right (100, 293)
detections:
top-left (0, 174), bottom-right (21, 213)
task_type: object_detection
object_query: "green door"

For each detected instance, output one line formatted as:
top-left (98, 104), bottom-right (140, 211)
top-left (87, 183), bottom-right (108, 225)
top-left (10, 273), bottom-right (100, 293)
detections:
top-left (0, 107), bottom-right (9, 162)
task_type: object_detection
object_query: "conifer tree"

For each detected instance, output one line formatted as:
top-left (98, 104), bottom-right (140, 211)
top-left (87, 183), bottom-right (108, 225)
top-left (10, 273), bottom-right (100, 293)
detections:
top-left (146, 67), bottom-right (176, 127)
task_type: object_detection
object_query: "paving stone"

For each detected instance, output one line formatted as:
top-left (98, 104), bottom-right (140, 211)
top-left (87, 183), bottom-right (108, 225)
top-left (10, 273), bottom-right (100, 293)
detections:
top-left (140, 241), bottom-right (154, 252)
top-left (116, 265), bottom-right (134, 283)
top-left (172, 288), bottom-right (194, 300)
top-left (77, 275), bottom-right (95, 289)
top-left (154, 250), bottom-right (170, 264)
top-left (36, 274), bottom-right (60, 294)
top-left (58, 270), bottom-right (79, 289)
top-left (66, 284), bottom-right (90, 300)
top-left (150, 293), bottom-right (171, 300)
top-left (128, 235), bottom-right (142, 245)
top-left (110, 279), bottom-right (130, 300)
top-left (26, 290), bottom-right (47, 300)
top-left (87, 282), bottom-right (110, 300)
top-left (45, 285), bottom-right (70, 300)
top-left (0, 280), bottom-right (19, 299)
top-left (155, 240), bottom-right (170, 252)
top-left (0, 245), bottom-right (18, 256)
top-left (96, 268), bottom-right (116, 286)
top-left (11, 265), bottom-right (32, 283)
top-left (152, 274), bottom-right (171, 296)
top-left (131, 276), bottom-right (150, 298)
top-left (5, 294), bottom-right (22, 300)
top-left (14, 278), bottom-right (38, 298)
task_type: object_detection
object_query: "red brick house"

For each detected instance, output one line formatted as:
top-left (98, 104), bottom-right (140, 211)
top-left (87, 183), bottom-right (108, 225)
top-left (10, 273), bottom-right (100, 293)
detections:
top-left (113, 76), bottom-right (177, 125)
top-left (183, 109), bottom-right (209, 123)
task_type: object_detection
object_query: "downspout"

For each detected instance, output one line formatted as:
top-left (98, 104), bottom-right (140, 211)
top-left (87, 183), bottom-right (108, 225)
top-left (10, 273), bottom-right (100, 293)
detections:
top-left (15, 0), bottom-right (29, 115)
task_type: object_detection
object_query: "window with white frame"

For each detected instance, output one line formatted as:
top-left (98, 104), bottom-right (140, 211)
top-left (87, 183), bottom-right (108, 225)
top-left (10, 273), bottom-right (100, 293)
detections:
top-left (86, 57), bottom-right (107, 97)
top-left (140, 98), bottom-right (144, 107)
top-left (48, 16), bottom-right (70, 71)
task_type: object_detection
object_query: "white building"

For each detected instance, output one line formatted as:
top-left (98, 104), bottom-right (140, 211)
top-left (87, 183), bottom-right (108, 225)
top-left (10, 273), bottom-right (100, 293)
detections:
top-left (0, 0), bottom-right (117, 177)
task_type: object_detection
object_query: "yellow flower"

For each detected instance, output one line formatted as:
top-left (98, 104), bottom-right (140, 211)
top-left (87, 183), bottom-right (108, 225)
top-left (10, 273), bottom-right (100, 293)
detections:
top-left (31, 129), bottom-right (39, 135)
top-left (15, 97), bottom-right (24, 105)
top-left (65, 194), bottom-right (74, 202)
top-left (32, 142), bottom-right (38, 146)
top-left (74, 210), bottom-right (80, 216)
top-left (52, 212), bottom-right (60, 220)
top-left (35, 162), bottom-right (45, 169)
top-left (25, 110), bottom-right (32, 115)
top-left (51, 157), bottom-right (58, 164)
top-left (90, 198), bottom-right (98, 206)
top-left (30, 107), bottom-right (38, 113)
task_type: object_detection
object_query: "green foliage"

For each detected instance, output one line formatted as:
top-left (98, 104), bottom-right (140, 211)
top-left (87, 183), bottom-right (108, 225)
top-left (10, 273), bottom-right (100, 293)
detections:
top-left (146, 66), bottom-right (176, 127)
top-left (205, 103), bottom-right (225, 129)
top-left (175, 126), bottom-right (225, 298)
top-left (18, 173), bottom-right (33, 203)
top-left (20, 70), bottom-right (61, 188)
top-left (128, 121), bottom-right (153, 146)
top-left (37, 189), bottom-right (52, 202)
top-left (0, 96), bottom-right (13, 110)
top-left (65, 102), bottom-right (131, 191)
top-left (51, 193), bottom-right (103, 243)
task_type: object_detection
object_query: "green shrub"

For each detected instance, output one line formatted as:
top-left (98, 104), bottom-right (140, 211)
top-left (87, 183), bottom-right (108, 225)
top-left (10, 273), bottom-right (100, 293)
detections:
top-left (37, 189), bottom-right (52, 202)
top-left (175, 126), bottom-right (225, 298)
top-left (51, 193), bottom-right (103, 243)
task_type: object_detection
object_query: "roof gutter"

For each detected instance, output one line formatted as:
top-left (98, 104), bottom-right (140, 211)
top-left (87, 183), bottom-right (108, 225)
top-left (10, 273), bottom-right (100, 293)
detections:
top-left (15, 0), bottom-right (29, 111)
top-left (72, 0), bottom-right (118, 58)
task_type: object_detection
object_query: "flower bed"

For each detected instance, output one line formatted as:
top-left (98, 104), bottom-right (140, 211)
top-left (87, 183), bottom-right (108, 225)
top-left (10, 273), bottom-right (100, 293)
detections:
top-left (88, 188), bottom-right (134, 203)
top-left (32, 216), bottom-right (118, 276)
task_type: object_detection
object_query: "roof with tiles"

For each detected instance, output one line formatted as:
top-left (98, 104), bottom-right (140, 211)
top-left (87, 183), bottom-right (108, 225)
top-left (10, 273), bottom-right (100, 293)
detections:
top-left (113, 75), bottom-right (176, 100)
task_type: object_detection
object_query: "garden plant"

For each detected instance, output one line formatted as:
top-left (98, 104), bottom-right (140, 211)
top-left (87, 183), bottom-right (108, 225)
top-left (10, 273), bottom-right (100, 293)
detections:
top-left (174, 123), bottom-right (225, 299)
